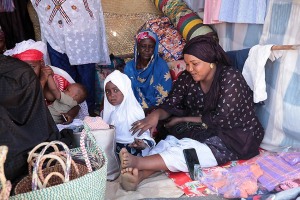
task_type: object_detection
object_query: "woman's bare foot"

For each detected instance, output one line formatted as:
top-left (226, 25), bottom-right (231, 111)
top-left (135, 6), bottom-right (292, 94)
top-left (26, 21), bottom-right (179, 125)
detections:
top-left (120, 167), bottom-right (140, 191)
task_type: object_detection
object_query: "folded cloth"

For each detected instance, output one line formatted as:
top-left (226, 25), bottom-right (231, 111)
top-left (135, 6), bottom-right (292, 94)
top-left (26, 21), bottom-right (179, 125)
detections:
top-left (84, 116), bottom-right (110, 130)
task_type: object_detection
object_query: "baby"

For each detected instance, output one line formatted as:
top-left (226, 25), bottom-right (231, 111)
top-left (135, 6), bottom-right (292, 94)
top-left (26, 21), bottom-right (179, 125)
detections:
top-left (102, 70), bottom-right (155, 156)
top-left (46, 73), bottom-right (87, 124)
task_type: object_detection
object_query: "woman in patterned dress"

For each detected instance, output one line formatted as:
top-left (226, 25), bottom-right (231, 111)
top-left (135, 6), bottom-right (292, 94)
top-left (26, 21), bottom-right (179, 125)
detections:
top-left (119, 33), bottom-right (264, 191)
top-left (124, 30), bottom-right (172, 114)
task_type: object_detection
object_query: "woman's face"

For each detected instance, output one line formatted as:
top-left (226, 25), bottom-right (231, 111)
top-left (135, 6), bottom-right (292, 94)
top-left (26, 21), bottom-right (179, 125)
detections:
top-left (184, 54), bottom-right (214, 82)
top-left (25, 60), bottom-right (43, 77)
top-left (105, 81), bottom-right (124, 106)
top-left (137, 38), bottom-right (155, 61)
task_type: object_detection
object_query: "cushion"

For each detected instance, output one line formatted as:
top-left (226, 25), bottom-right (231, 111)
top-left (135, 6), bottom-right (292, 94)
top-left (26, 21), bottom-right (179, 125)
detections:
top-left (154, 0), bottom-right (215, 41)
top-left (145, 17), bottom-right (186, 62)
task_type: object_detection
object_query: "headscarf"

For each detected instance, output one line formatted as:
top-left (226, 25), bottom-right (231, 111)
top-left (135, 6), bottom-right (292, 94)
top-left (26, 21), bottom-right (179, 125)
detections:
top-left (136, 31), bottom-right (156, 43)
top-left (183, 33), bottom-right (231, 66)
top-left (4, 39), bottom-right (46, 61)
top-left (103, 70), bottom-right (155, 144)
top-left (124, 30), bottom-right (172, 109)
top-left (183, 33), bottom-right (232, 113)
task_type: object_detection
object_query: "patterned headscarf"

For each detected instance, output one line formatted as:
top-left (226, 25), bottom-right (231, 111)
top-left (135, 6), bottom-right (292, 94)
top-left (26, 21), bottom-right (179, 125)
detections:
top-left (136, 31), bottom-right (156, 43)
top-left (4, 39), bottom-right (46, 61)
top-left (183, 33), bottom-right (231, 66)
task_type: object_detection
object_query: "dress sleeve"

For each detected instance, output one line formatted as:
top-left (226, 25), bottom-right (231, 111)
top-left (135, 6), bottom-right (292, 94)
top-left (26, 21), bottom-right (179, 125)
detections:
top-left (202, 68), bottom-right (253, 129)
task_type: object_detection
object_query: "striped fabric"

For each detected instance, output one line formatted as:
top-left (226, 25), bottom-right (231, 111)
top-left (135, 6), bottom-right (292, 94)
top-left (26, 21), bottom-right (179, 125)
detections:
top-left (256, 154), bottom-right (300, 191)
top-left (153, 0), bottom-right (214, 41)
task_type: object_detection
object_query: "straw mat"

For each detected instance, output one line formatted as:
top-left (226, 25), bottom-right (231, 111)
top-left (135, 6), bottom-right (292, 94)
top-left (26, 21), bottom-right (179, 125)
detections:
top-left (102, 0), bottom-right (163, 57)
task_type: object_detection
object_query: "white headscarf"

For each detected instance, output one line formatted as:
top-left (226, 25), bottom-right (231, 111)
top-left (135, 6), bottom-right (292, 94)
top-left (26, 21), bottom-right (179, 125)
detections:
top-left (103, 70), bottom-right (154, 144)
top-left (4, 39), bottom-right (47, 57)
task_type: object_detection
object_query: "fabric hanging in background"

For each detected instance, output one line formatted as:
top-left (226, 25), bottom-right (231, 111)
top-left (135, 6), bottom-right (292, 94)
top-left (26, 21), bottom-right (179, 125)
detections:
top-left (183, 0), bottom-right (204, 12)
top-left (219, 0), bottom-right (267, 24)
top-left (0, 0), bottom-right (15, 12)
top-left (256, 0), bottom-right (300, 150)
top-left (203, 0), bottom-right (222, 24)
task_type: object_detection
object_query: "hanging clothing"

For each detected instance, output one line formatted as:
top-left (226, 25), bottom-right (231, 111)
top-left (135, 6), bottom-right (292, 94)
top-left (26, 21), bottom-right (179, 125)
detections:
top-left (124, 31), bottom-right (172, 109)
top-left (31, 0), bottom-right (110, 65)
top-left (219, 0), bottom-right (267, 24)
top-left (203, 0), bottom-right (222, 24)
top-left (103, 70), bottom-right (155, 156)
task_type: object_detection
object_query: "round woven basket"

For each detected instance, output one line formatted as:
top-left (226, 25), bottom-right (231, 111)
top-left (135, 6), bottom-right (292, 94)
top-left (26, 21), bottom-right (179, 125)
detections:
top-left (14, 163), bottom-right (89, 195)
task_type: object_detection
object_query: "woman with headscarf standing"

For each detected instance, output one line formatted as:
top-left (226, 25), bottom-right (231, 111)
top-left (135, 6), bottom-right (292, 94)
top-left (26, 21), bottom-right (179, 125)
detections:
top-left (118, 33), bottom-right (264, 191)
top-left (124, 30), bottom-right (172, 114)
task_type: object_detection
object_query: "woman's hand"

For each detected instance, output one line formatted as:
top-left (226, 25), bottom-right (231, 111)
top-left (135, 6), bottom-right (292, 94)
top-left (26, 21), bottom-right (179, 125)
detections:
top-left (130, 112), bottom-right (160, 137)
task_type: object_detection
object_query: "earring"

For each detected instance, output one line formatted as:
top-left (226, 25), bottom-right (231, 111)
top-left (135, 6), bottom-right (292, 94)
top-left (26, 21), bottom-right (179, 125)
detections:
top-left (210, 63), bottom-right (215, 69)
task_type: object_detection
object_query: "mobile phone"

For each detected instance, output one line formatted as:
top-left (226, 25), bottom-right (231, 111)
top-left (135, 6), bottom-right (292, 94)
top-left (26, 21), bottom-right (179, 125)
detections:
top-left (61, 114), bottom-right (68, 122)
top-left (183, 148), bottom-right (200, 181)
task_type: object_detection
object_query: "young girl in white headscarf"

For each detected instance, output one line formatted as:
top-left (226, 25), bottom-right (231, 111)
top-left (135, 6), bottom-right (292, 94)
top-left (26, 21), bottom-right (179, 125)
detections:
top-left (102, 70), bottom-right (155, 156)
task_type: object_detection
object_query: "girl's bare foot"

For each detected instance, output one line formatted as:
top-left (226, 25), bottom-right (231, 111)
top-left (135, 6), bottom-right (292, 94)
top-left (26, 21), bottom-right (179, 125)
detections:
top-left (120, 167), bottom-right (140, 191)
top-left (119, 148), bottom-right (139, 169)
top-left (129, 139), bottom-right (147, 150)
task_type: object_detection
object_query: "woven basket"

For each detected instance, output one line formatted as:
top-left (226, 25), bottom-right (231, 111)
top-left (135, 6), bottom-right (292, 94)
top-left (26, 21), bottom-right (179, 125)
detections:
top-left (102, 0), bottom-right (163, 57)
top-left (14, 162), bottom-right (88, 195)
top-left (14, 142), bottom-right (89, 195)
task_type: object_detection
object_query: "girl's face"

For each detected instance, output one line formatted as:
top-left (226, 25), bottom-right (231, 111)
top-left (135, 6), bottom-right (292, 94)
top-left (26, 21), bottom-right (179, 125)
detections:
top-left (105, 81), bottom-right (124, 106)
top-left (184, 54), bottom-right (215, 82)
top-left (137, 38), bottom-right (155, 61)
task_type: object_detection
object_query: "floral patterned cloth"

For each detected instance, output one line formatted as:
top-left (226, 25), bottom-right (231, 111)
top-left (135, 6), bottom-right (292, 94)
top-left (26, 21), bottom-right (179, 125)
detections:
top-left (31, 0), bottom-right (110, 65)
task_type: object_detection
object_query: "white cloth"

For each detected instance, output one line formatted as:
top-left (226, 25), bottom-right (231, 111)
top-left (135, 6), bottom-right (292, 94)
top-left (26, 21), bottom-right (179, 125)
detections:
top-left (103, 70), bottom-right (155, 147)
top-left (242, 44), bottom-right (273, 103)
top-left (149, 136), bottom-right (217, 172)
top-left (4, 39), bottom-right (46, 56)
top-left (31, 0), bottom-right (110, 65)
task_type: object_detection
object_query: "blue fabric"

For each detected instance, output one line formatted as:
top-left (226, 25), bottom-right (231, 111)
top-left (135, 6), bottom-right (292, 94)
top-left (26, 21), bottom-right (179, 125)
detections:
top-left (124, 31), bottom-right (172, 109)
top-left (226, 48), bottom-right (250, 72)
top-left (47, 43), bottom-right (95, 113)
